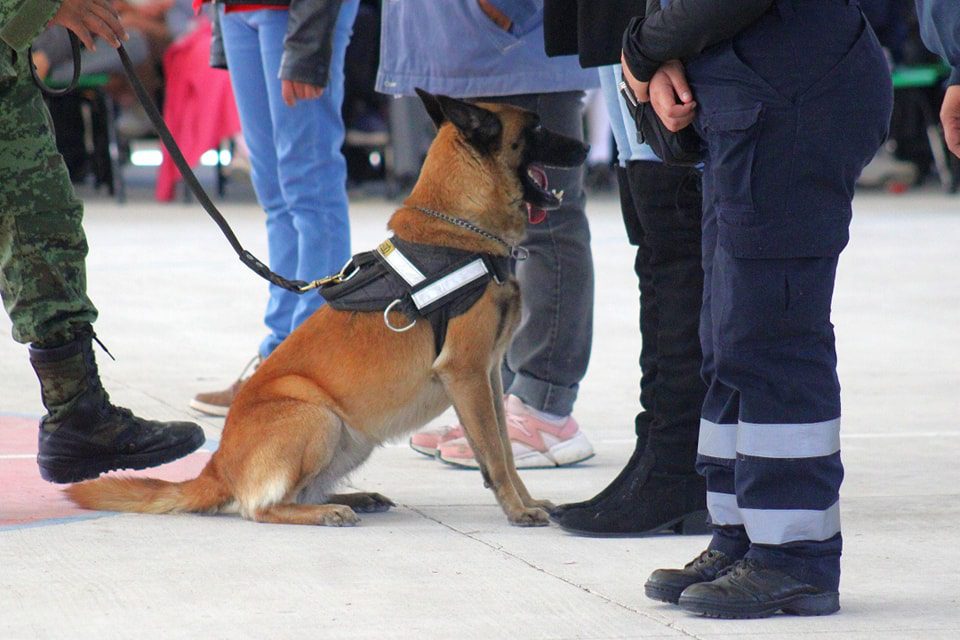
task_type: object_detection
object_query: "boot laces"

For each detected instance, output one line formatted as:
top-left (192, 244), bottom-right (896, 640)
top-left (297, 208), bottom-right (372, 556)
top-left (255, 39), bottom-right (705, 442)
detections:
top-left (719, 558), bottom-right (760, 580)
top-left (688, 549), bottom-right (722, 569)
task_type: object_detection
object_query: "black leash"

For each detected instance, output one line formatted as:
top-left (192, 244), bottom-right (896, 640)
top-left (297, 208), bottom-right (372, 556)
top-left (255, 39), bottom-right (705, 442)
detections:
top-left (28, 30), bottom-right (81, 97)
top-left (30, 34), bottom-right (324, 294)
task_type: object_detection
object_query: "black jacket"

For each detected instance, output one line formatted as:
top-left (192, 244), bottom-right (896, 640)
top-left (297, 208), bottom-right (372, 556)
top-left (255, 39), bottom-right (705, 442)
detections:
top-left (211, 0), bottom-right (345, 87)
top-left (543, 0), bottom-right (646, 68)
top-left (622, 0), bottom-right (776, 82)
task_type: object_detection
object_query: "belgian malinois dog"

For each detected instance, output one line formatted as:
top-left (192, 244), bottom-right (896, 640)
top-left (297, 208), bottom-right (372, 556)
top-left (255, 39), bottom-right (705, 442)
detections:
top-left (66, 89), bottom-right (588, 527)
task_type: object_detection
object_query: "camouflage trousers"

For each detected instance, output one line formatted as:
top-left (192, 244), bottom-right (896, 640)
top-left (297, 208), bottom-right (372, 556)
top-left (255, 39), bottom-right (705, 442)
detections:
top-left (0, 43), bottom-right (97, 347)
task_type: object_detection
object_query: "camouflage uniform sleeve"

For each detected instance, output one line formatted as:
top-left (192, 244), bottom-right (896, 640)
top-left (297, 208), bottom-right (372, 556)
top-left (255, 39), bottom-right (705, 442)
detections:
top-left (0, 0), bottom-right (62, 52)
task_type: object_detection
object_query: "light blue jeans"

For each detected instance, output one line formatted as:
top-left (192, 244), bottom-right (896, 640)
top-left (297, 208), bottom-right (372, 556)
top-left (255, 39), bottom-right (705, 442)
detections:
top-left (220, 3), bottom-right (358, 358)
top-left (597, 65), bottom-right (660, 166)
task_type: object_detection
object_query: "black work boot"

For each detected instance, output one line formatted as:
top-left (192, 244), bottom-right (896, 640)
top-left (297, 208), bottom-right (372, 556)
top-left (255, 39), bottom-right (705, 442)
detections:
top-left (29, 331), bottom-right (206, 483)
top-left (677, 558), bottom-right (841, 618)
top-left (645, 549), bottom-right (737, 604)
top-left (551, 447), bottom-right (707, 537)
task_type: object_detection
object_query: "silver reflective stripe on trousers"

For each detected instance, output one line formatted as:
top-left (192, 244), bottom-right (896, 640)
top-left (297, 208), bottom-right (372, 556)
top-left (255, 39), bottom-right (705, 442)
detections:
top-left (706, 491), bottom-right (744, 526)
top-left (737, 418), bottom-right (841, 459)
top-left (741, 500), bottom-right (841, 545)
top-left (698, 419), bottom-right (737, 460)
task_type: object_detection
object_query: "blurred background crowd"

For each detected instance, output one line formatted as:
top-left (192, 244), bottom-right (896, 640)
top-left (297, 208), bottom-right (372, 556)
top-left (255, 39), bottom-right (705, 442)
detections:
top-left (36, 0), bottom-right (960, 203)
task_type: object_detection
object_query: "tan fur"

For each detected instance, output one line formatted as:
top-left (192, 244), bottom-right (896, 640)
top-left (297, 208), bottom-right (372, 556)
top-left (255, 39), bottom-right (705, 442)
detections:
top-left (65, 102), bottom-right (554, 527)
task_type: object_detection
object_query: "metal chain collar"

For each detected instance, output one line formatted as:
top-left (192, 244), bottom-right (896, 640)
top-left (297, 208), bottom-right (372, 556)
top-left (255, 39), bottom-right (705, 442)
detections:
top-left (412, 206), bottom-right (528, 260)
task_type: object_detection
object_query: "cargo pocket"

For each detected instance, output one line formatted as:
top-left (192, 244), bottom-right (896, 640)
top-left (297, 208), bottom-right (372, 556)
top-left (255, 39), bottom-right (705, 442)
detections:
top-left (702, 102), bottom-right (763, 215)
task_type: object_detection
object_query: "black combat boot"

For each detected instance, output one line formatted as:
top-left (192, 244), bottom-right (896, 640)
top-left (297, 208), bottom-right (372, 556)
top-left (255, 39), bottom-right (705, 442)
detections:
top-left (677, 558), bottom-right (841, 618)
top-left (28, 331), bottom-right (205, 483)
top-left (644, 549), bottom-right (738, 604)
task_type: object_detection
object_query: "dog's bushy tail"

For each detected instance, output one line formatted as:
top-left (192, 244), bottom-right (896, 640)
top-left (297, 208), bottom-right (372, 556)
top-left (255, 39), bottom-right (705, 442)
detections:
top-left (64, 463), bottom-right (231, 514)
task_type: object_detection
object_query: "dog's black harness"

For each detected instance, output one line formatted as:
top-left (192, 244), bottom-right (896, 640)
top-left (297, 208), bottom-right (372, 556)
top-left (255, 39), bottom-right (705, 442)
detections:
top-left (320, 237), bottom-right (512, 355)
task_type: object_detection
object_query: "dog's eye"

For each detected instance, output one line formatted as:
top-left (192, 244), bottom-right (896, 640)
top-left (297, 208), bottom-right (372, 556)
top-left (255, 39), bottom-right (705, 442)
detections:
top-left (511, 143), bottom-right (519, 150)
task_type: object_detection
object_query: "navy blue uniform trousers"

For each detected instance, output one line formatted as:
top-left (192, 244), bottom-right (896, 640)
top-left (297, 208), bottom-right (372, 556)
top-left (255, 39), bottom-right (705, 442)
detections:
top-left (685, 0), bottom-right (892, 591)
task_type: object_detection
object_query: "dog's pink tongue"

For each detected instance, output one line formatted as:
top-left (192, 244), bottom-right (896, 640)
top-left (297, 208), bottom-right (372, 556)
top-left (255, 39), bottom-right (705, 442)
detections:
top-left (527, 204), bottom-right (547, 225)
top-left (526, 165), bottom-right (549, 225)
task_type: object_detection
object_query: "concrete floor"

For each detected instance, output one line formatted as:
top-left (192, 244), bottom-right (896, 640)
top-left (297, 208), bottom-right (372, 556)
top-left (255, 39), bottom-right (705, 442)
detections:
top-left (1, 186), bottom-right (958, 639)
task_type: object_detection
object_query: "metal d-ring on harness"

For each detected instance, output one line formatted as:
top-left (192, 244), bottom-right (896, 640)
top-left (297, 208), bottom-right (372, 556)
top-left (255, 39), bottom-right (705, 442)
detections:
top-left (383, 299), bottom-right (416, 332)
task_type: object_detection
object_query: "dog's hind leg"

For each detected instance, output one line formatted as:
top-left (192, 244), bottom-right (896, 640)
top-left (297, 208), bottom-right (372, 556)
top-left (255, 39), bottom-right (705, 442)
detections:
top-left (326, 493), bottom-right (395, 513)
top-left (229, 400), bottom-right (360, 526)
top-left (489, 367), bottom-right (554, 512)
top-left (440, 368), bottom-right (549, 527)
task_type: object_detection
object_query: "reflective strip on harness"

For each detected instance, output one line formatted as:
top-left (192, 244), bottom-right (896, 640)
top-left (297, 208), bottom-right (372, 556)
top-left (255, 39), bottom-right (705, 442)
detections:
top-left (378, 240), bottom-right (426, 286)
top-left (411, 258), bottom-right (490, 310)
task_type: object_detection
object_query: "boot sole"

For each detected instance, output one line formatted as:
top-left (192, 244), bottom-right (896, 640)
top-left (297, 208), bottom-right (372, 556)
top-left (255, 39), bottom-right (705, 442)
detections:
top-left (552, 509), bottom-right (709, 538)
top-left (38, 429), bottom-right (207, 484)
top-left (678, 591), bottom-right (841, 619)
top-left (644, 582), bottom-right (686, 604)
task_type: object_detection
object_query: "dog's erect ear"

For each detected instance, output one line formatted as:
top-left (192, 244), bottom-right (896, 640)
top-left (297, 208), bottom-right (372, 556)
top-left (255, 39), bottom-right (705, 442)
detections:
top-left (434, 94), bottom-right (503, 154)
top-left (415, 88), bottom-right (446, 129)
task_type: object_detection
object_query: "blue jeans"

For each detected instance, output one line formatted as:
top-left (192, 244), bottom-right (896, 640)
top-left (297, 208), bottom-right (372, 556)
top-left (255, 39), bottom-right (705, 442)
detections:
top-left (220, 4), bottom-right (358, 358)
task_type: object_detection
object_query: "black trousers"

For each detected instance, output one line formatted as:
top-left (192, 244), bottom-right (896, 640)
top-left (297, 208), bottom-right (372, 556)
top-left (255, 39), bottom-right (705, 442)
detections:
top-left (617, 160), bottom-right (705, 473)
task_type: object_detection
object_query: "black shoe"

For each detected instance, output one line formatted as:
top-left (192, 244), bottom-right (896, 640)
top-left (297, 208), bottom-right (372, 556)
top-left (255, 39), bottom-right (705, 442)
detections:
top-left (551, 449), bottom-right (707, 537)
top-left (677, 558), bottom-right (841, 618)
top-left (550, 427), bottom-right (648, 520)
top-left (29, 332), bottom-right (205, 484)
top-left (644, 549), bottom-right (736, 604)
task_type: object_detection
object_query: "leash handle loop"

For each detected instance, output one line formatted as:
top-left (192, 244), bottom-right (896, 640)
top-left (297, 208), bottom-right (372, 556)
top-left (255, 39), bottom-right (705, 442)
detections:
top-left (29, 29), bottom-right (81, 97)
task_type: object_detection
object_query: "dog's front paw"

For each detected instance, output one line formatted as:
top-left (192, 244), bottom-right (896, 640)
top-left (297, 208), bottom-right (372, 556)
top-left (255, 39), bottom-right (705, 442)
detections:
top-left (319, 505), bottom-right (361, 527)
top-left (527, 498), bottom-right (555, 511)
top-left (508, 507), bottom-right (550, 527)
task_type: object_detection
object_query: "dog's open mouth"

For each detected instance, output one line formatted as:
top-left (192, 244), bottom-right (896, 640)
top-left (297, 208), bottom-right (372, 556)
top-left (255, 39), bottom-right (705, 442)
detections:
top-left (521, 164), bottom-right (563, 225)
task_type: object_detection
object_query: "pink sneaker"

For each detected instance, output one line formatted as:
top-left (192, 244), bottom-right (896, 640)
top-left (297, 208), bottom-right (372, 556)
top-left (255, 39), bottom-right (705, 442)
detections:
top-left (409, 423), bottom-right (464, 457)
top-left (437, 395), bottom-right (594, 469)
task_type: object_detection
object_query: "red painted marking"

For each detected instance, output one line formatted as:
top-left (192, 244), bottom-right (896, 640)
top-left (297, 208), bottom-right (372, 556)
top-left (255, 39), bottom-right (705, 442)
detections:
top-left (1, 415), bottom-right (212, 528)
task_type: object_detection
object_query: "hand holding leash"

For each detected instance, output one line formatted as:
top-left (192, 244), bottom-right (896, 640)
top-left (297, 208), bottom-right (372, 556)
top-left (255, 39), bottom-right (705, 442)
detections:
top-left (50, 0), bottom-right (129, 51)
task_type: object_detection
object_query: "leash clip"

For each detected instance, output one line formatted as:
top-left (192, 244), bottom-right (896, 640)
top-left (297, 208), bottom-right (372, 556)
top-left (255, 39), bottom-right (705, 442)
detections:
top-left (298, 259), bottom-right (360, 292)
top-left (511, 246), bottom-right (530, 261)
top-left (383, 299), bottom-right (417, 332)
